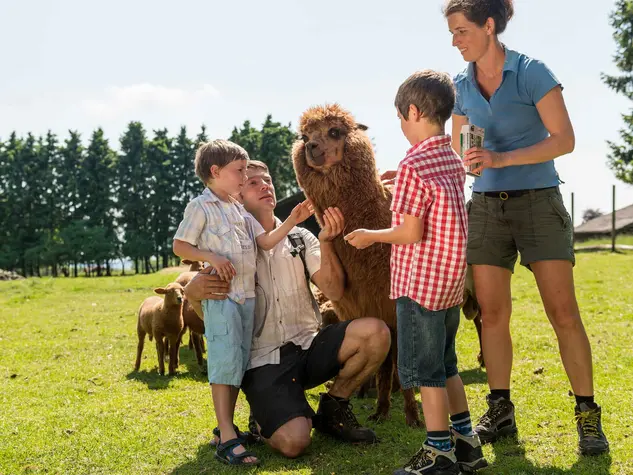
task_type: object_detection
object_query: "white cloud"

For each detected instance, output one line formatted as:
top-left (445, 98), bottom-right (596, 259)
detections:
top-left (81, 83), bottom-right (220, 120)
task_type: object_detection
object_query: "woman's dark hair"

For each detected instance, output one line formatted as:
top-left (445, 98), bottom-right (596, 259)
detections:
top-left (443, 0), bottom-right (514, 35)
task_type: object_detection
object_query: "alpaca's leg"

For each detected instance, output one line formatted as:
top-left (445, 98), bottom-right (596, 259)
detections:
top-left (388, 326), bottom-right (422, 427)
top-left (368, 348), bottom-right (393, 422)
top-left (474, 314), bottom-right (485, 367)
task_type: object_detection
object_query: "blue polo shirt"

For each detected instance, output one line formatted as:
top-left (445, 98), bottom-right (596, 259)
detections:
top-left (453, 47), bottom-right (563, 192)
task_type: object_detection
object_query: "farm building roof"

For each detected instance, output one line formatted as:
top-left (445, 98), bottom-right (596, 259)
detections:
top-left (574, 203), bottom-right (633, 234)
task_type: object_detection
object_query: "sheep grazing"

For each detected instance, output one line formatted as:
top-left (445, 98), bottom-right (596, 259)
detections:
top-left (291, 103), bottom-right (421, 427)
top-left (180, 297), bottom-right (206, 373)
top-left (135, 282), bottom-right (185, 376)
top-left (175, 259), bottom-right (203, 287)
top-left (174, 259), bottom-right (206, 354)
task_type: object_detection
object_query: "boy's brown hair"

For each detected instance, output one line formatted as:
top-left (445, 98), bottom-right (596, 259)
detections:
top-left (194, 139), bottom-right (249, 184)
top-left (394, 70), bottom-right (455, 127)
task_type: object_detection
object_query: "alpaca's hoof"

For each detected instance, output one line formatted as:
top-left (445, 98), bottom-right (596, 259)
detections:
top-left (368, 410), bottom-right (390, 423)
top-left (405, 414), bottom-right (424, 428)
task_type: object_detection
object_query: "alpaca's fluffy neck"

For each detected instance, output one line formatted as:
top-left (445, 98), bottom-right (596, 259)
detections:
top-left (302, 163), bottom-right (387, 218)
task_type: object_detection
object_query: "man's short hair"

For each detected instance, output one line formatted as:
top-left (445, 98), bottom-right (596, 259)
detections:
top-left (194, 139), bottom-right (249, 184)
top-left (246, 160), bottom-right (269, 174)
top-left (395, 70), bottom-right (455, 127)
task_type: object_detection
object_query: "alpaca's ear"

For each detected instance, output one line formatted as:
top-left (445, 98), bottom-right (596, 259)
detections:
top-left (154, 287), bottom-right (167, 295)
top-left (356, 123), bottom-right (368, 131)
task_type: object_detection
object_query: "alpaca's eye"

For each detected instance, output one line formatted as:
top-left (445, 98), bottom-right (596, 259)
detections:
top-left (300, 134), bottom-right (309, 143)
top-left (328, 128), bottom-right (341, 139)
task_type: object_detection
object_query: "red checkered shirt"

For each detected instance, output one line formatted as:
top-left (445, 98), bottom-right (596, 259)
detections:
top-left (389, 135), bottom-right (468, 311)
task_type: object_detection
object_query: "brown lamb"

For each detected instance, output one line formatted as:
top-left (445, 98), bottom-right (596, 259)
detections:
top-left (135, 282), bottom-right (185, 376)
top-left (291, 103), bottom-right (421, 427)
top-left (175, 259), bottom-right (206, 355)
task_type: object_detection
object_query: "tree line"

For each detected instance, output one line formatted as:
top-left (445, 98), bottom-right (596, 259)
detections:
top-left (0, 116), bottom-right (299, 277)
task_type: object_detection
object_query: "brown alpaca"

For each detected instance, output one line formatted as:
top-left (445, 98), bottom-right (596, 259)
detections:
top-left (291, 103), bottom-right (421, 427)
top-left (135, 282), bottom-right (185, 376)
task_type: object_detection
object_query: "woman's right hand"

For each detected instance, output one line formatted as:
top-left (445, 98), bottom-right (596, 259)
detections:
top-left (207, 254), bottom-right (236, 282)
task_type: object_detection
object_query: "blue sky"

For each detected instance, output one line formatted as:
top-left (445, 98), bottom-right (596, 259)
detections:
top-left (1, 0), bottom-right (632, 223)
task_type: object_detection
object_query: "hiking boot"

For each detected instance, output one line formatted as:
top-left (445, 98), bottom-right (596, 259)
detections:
top-left (393, 443), bottom-right (459, 475)
top-left (312, 392), bottom-right (377, 444)
top-left (575, 403), bottom-right (609, 456)
top-left (475, 394), bottom-right (518, 444)
top-left (450, 427), bottom-right (488, 472)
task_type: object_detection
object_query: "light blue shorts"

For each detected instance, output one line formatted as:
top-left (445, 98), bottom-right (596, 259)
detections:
top-left (203, 297), bottom-right (255, 387)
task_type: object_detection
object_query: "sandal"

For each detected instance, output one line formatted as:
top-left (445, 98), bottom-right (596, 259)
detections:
top-left (215, 437), bottom-right (260, 466)
top-left (210, 424), bottom-right (262, 447)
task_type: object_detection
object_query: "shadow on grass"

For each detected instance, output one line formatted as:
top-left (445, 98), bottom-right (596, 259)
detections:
top-left (485, 435), bottom-right (612, 474)
top-left (126, 346), bottom-right (209, 389)
top-left (459, 366), bottom-right (488, 385)
top-left (169, 441), bottom-right (320, 475)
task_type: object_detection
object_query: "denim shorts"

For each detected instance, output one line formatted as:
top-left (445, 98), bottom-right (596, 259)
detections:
top-left (203, 297), bottom-right (255, 387)
top-left (396, 297), bottom-right (460, 389)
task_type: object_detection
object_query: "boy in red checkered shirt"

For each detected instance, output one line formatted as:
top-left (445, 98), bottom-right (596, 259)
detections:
top-left (345, 70), bottom-right (488, 475)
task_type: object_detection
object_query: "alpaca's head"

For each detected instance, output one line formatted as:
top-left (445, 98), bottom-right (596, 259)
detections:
top-left (292, 104), bottom-right (371, 173)
top-left (154, 282), bottom-right (184, 306)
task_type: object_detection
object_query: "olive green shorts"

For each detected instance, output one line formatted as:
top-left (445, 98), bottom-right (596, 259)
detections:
top-left (466, 186), bottom-right (575, 272)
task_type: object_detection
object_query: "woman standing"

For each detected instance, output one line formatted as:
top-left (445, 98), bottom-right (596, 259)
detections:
top-left (445, 0), bottom-right (608, 456)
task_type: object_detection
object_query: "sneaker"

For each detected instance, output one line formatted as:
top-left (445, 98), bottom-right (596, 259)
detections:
top-left (575, 403), bottom-right (609, 456)
top-left (312, 392), bottom-right (377, 443)
top-left (393, 443), bottom-right (460, 475)
top-left (475, 394), bottom-right (518, 444)
top-left (450, 427), bottom-right (488, 473)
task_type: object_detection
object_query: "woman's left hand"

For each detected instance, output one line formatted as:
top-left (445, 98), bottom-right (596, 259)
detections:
top-left (464, 148), bottom-right (505, 175)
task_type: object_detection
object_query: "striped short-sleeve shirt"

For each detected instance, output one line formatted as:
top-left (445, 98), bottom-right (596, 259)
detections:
top-left (173, 188), bottom-right (264, 304)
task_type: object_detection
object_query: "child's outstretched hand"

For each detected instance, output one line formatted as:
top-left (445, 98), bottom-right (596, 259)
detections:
top-left (207, 254), bottom-right (236, 282)
top-left (344, 229), bottom-right (375, 250)
top-left (290, 200), bottom-right (314, 224)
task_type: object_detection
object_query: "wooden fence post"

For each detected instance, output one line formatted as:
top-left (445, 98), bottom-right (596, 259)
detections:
top-left (612, 185), bottom-right (616, 253)
top-left (571, 192), bottom-right (575, 246)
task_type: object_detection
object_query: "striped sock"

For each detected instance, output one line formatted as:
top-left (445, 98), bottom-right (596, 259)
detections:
top-left (451, 411), bottom-right (474, 436)
top-left (427, 431), bottom-right (452, 452)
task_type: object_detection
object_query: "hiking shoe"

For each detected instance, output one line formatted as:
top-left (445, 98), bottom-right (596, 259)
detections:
top-left (450, 427), bottom-right (488, 472)
top-left (393, 443), bottom-right (459, 475)
top-left (475, 395), bottom-right (518, 444)
top-left (575, 403), bottom-right (609, 456)
top-left (312, 392), bottom-right (377, 444)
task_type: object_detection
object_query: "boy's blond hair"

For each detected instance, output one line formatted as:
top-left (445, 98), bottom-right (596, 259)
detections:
top-left (394, 70), bottom-right (455, 127)
top-left (194, 139), bottom-right (249, 184)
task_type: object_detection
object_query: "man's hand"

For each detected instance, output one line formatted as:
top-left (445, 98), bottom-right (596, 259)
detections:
top-left (344, 229), bottom-right (376, 250)
top-left (380, 169), bottom-right (397, 186)
top-left (290, 200), bottom-right (315, 225)
top-left (207, 254), bottom-right (236, 282)
top-left (184, 266), bottom-right (231, 302)
top-left (318, 207), bottom-right (345, 242)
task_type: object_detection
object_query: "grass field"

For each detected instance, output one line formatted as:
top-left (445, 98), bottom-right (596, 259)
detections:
top-left (574, 235), bottom-right (633, 249)
top-left (1, 251), bottom-right (632, 475)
